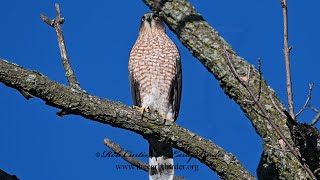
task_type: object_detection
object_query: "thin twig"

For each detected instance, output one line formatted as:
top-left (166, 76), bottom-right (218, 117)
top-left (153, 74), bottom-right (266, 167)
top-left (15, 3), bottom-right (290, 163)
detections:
top-left (309, 105), bottom-right (320, 126)
top-left (309, 105), bottom-right (320, 113)
top-left (103, 139), bottom-right (186, 180)
top-left (280, 0), bottom-right (295, 119)
top-left (295, 83), bottom-right (314, 118)
top-left (40, 14), bottom-right (54, 27)
top-left (256, 58), bottom-right (262, 102)
top-left (311, 114), bottom-right (320, 126)
top-left (104, 138), bottom-right (149, 171)
top-left (223, 49), bottom-right (317, 179)
top-left (269, 94), bottom-right (287, 117)
top-left (40, 3), bottom-right (81, 90)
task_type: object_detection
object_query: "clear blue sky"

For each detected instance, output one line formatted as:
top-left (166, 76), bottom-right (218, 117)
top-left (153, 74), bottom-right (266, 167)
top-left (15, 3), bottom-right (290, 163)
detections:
top-left (1, 1), bottom-right (319, 179)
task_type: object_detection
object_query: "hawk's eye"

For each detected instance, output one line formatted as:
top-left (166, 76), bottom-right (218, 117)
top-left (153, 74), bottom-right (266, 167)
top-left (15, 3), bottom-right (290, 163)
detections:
top-left (141, 16), bottom-right (145, 21)
top-left (153, 15), bottom-right (159, 20)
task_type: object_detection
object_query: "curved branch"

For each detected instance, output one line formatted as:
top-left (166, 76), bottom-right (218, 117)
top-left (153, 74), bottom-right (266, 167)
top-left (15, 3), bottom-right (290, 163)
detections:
top-left (0, 59), bottom-right (253, 180)
top-left (142, 0), bottom-right (314, 179)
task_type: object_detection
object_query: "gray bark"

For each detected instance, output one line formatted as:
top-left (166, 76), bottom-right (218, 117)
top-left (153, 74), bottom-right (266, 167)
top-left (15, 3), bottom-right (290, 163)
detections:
top-left (0, 59), bottom-right (253, 180)
top-left (141, 0), bottom-right (319, 179)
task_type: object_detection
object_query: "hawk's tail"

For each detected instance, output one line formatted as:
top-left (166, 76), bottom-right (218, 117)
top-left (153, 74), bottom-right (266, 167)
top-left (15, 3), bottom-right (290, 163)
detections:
top-left (148, 138), bottom-right (174, 180)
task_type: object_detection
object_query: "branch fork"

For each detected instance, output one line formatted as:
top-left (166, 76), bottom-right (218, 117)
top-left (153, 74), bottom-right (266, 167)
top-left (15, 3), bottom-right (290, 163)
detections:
top-left (38, 4), bottom-right (186, 179)
top-left (223, 49), bottom-right (316, 179)
top-left (40, 3), bottom-right (80, 91)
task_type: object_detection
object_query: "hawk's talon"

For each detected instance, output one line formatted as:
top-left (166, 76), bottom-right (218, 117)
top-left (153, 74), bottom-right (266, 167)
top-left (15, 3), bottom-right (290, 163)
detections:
top-left (161, 114), bottom-right (174, 125)
top-left (133, 106), bottom-right (150, 114)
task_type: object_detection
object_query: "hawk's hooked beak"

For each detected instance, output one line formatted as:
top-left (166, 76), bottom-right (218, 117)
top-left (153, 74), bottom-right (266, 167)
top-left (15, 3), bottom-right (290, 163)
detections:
top-left (146, 16), bottom-right (152, 27)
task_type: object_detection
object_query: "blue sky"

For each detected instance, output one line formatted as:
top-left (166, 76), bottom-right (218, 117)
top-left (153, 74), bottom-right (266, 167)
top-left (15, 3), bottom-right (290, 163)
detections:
top-left (1, 1), bottom-right (319, 179)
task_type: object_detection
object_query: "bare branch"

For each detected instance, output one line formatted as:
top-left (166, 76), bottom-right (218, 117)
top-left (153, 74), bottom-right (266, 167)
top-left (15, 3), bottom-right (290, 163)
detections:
top-left (309, 105), bottom-right (320, 126)
top-left (256, 58), bottom-right (262, 102)
top-left (295, 83), bottom-right (314, 118)
top-left (311, 114), bottom-right (320, 126)
top-left (269, 94), bottom-right (287, 117)
top-left (40, 14), bottom-right (54, 27)
top-left (0, 59), bottom-right (254, 180)
top-left (223, 50), bottom-right (316, 179)
top-left (141, 0), bottom-right (318, 178)
top-left (104, 138), bottom-right (149, 172)
top-left (280, 0), bottom-right (295, 119)
top-left (309, 105), bottom-right (320, 113)
top-left (40, 3), bottom-right (80, 90)
top-left (103, 138), bottom-right (186, 180)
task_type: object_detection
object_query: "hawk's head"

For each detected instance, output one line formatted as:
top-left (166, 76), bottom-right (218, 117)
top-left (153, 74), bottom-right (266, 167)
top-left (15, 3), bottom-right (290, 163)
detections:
top-left (139, 12), bottom-right (165, 34)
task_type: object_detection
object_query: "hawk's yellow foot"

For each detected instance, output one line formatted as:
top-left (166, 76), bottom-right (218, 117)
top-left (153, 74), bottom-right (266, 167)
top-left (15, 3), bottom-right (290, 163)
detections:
top-left (132, 106), bottom-right (149, 114)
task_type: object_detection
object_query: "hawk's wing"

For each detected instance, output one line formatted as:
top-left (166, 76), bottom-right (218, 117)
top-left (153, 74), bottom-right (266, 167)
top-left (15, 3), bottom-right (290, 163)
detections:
top-left (171, 55), bottom-right (182, 121)
top-left (129, 72), bottom-right (141, 107)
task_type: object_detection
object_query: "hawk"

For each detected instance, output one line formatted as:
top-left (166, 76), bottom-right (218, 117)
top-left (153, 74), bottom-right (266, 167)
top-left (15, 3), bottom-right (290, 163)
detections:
top-left (129, 12), bottom-right (182, 180)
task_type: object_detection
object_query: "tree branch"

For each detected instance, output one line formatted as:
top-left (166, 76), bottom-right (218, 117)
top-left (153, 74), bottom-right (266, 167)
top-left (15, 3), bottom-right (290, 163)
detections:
top-left (309, 105), bottom-right (320, 126)
top-left (41, 6), bottom-right (146, 175)
top-left (295, 83), bottom-right (314, 118)
top-left (280, 0), bottom-right (295, 119)
top-left (223, 50), bottom-right (316, 179)
top-left (255, 58), bottom-right (262, 102)
top-left (104, 138), bottom-right (149, 172)
top-left (40, 3), bottom-right (80, 90)
top-left (142, 0), bottom-right (314, 179)
top-left (103, 138), bottom-right (186, 180)
top-left (0, 59), bottom-right (253, 180)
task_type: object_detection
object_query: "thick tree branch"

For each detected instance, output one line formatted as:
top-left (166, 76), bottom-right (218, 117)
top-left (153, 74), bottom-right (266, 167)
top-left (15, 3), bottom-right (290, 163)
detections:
top-left (223, 50), bottom-right (316, 179)
top-left (0, 59), bottom-right (253, 180)
top-left (142, 0), bottom-right (317, 179)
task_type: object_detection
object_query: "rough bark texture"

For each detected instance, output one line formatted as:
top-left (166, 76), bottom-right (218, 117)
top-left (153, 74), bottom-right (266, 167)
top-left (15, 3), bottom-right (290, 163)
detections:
top-left (142, 0), bottom-right (320, 179)
top-left (0, 59), bottom-right (253, 180)
top-left (1, 1), bottom-right (320, 179)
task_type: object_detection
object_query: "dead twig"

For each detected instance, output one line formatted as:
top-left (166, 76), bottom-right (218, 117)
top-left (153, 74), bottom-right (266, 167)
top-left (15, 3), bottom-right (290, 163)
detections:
top-left (295, 83), bottom-right (314, 118)
top-left (40, 3), bottom-right (80, 90)
top-left (223, 49), bottom-right (317, 179)
top-left (256, 58), bottom-right (262, 102)
top-left (309, 105), bottom-right (320, 126)
top-left (104, 138), bottom-right (149, 171)
top-left (269, 94), bottom-right (287, 117)
top-left (280, 0), bottom-right (295, 119)
top-left (103, 139), bottom-right (186, 180)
